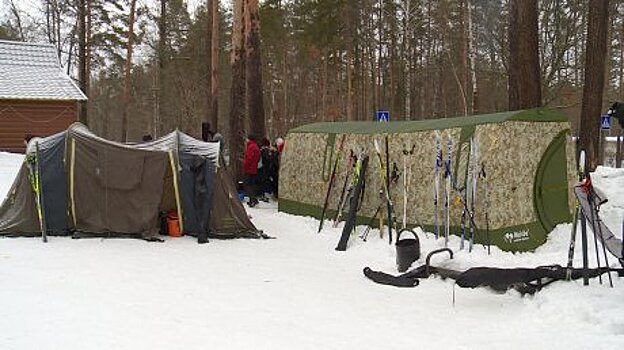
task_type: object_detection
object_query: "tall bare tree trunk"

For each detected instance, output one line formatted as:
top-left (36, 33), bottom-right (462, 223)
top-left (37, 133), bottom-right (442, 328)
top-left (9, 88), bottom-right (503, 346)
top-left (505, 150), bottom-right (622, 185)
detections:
top-left (345, 3), bottom-right (354, 121)
top-left (8, 0), bottom-right (25, 41)
top-left (55, 4), bottom-right (61, 60)
top-left (580, 0), bottom-right (609, 171)
top-left (205, 0), bottom-right (213, 132)
top-left (599, 1), bottom-right (616, 166)
top-left (377, 0), bottom-right (383, 110)
top-left (459, 0), bottom-right (469, 116)
top-left (508, 0), bottom-right (541, 110)
top-left (78, 0), bottom-right (88, 125)
top-left (211, 0), bottom-right (220, 132)
top-left (245, 0), bottom-right (265, 139)
top-left (404, 0), bottom-right (412, 121)
top-left (467, 0), bottom-right (478, 115)
top-left (229, 0), bottom-right (246, 179)
top-left (281, 50), bottom-right (288, 135)
top-left (121, 0), bottom-right (137, 143)
top-left (66, 29), bottom-right (76, 75)
top-left (86, 0), bottom-right (92, 121)
top-left (157, 0), bottom-right (167, 137)
top-left (321, 49), bottom-right (328, 121)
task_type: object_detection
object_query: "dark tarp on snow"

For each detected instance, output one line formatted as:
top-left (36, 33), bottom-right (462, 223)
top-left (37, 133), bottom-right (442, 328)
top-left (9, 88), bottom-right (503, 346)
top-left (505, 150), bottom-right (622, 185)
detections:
top-left (0, 123), bottom-right (261, 241)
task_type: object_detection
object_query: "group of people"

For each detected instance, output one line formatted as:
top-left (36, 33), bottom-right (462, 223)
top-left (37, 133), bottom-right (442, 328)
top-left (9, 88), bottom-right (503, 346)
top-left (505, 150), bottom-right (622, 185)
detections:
top-left (106, 121), bottom-right (282, 209)
top-left (243, 134), bottom-right (284, 207)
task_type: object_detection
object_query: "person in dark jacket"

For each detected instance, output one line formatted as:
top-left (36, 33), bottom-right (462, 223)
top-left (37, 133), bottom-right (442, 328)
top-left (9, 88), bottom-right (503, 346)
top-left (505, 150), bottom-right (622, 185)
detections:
top-left (258, 137), bottom-right (274, 202)
top-left (243, 134), bottom-right (261, 207)
top-left (272, 138), bottom-right (282, 198)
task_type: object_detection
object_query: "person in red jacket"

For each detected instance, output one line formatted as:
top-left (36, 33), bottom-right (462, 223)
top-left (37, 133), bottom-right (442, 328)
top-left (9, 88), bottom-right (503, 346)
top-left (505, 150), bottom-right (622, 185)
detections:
top-left (243, 134), bottom-right (261, 207)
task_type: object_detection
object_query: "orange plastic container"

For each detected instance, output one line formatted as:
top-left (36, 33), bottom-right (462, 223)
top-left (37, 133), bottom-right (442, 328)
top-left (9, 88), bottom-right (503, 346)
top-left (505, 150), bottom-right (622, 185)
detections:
top-left (167, 212), bottom-right (182, 237)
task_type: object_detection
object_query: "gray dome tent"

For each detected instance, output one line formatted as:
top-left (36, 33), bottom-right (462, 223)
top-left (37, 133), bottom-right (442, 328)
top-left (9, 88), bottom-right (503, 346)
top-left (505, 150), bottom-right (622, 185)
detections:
top-left (0, 123), bottom-right (260, 241)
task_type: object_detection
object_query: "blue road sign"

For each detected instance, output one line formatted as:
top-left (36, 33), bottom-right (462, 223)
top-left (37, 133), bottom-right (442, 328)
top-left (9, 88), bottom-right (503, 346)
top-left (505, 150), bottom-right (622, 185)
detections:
top-left (601, 115), bottom-right (611, 130)
top-left (376, 110), bottom-right (390, 122)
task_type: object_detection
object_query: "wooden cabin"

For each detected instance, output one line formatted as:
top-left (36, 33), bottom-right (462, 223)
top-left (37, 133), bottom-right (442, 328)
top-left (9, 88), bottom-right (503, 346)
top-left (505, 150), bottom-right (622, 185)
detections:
top-left (0, 40), bottom-right (87, 153)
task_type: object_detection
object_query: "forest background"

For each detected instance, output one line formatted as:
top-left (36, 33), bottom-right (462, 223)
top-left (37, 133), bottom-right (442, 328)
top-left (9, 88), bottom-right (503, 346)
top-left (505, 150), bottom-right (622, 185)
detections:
top-left (0, 0), bottom-right (622, 176)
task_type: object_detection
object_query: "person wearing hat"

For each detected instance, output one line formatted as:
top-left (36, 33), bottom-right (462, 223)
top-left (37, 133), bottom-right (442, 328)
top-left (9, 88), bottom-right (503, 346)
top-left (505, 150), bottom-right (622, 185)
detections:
top-left (275, 137), bottom-right (285, 155)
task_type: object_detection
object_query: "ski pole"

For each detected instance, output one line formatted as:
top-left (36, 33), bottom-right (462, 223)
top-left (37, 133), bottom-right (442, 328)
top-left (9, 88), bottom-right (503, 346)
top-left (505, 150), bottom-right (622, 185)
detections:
top-left (469, 136), bottom-right (478, 252)
top-left (333, 150), bottom-right (355, 228)
top-left (318, 134), bottom-right (346, 233)
top-left (403, 147), bottom-right (408, 229)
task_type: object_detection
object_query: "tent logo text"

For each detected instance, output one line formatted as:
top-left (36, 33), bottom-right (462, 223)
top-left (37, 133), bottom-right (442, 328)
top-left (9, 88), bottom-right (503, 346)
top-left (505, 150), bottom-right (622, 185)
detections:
top-left (504, 229), bottom-right (530, 244)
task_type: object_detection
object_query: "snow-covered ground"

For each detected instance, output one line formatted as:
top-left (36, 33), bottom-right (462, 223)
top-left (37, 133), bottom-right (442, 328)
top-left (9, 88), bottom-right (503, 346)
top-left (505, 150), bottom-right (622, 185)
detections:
top-left (0, 153), bottom-right (623, 349)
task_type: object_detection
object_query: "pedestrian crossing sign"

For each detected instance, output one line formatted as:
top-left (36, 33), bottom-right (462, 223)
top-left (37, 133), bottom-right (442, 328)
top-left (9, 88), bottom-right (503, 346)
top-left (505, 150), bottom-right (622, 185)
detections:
top-left (376, 110), bottom-right (390, 122)
top-left (601, 115), bottom-right (611, 130)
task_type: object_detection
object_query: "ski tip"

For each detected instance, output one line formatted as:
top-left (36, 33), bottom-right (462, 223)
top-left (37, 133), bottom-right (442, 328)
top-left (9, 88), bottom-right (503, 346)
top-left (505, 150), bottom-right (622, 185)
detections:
top-left (374, 139), bottom-right (381, 152)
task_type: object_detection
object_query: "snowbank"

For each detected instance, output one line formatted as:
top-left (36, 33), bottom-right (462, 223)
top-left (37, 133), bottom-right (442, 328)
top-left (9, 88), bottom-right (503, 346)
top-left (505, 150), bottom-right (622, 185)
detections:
top-left (0, 156), bottom-right (623, 349)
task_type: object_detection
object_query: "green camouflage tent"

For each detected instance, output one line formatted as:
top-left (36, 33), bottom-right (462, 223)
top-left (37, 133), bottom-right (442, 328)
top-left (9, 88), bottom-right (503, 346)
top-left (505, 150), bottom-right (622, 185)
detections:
top-left (278, 109), bottom-right (576, 252)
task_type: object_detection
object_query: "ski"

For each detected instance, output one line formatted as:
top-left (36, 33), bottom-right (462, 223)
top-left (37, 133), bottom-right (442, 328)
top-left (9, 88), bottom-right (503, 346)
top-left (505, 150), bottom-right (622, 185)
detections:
top-left (36, 142), bottom-right (48, 243)
top-left (318, 134), bottom-right (347, 233)
top-left (332, 150), bottom-right (355, 228)
top-left (459, 140), bottom-right (468, 250)
top-left (374, 138), bottom-right (397, 244)
top-left (27, 142), bottom-right (48, 243)
top-left (443, 132), bottom-right (453, 247)
top-left (479, 164), bottom-right (491, 254)
top-left (433, 131), bottom-right (442, 239)
top-left (336, 155), bottom-right (369, 251)
top-left (384, 136), bottom-right (394, 243)
top-left (566, 150), bottom-right (585, 280)
top-left (469, 136), bottom-right (478, 252)
top-left (359, 193), bottom-right (384, 241)
top-left (402, 144), bottom-right (415, 229)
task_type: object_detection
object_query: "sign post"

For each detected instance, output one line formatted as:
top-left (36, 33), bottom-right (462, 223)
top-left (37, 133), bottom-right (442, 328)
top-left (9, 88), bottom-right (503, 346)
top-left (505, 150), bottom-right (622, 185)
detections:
top-left (601, 115), bottom-right (611, 130)
top-left (600, 115), bottom-right (611, 166)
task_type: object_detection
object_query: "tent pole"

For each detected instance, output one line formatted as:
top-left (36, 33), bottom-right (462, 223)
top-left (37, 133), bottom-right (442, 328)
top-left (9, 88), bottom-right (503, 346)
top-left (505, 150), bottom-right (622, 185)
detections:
top-left (34, 142), bottom-right (47, 242)
top-left (168, 151), bottom-right (184, 233)
top-left (69, 139), bottom-right (77, 228)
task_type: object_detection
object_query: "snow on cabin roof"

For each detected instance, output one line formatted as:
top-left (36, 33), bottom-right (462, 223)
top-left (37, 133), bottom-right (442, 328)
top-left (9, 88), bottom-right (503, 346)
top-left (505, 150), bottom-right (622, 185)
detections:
top-left (0, 40), bottom-right (87, 101)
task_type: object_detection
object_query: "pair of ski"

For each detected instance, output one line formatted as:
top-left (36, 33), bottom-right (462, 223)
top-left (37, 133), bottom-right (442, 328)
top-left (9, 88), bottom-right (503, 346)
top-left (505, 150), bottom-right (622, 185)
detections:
top-left (433, 131), bottom-right (483, 251)
top-left (336, 154), bottom-right (369, 251)
top-left (336, 135), bottom-right (397, 251)
top-left (373, 136), bottom-right (397, 245)
top-left (362, 140), bottom-right (415, 242)
top-left (26, 142), bottom-right (48, 243)
top-left (318, 145), bottom-right (362, 234)
top-left (565, 150), bottom-right (615, 287)
top-left (318, 135), bottom-right (365, 235)
top-left (433, 131), bottom-right (454, 248)
top-left (460, 136), bottom-right (479, 252)
top-left (317, 135), bottom-right (347, 234)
